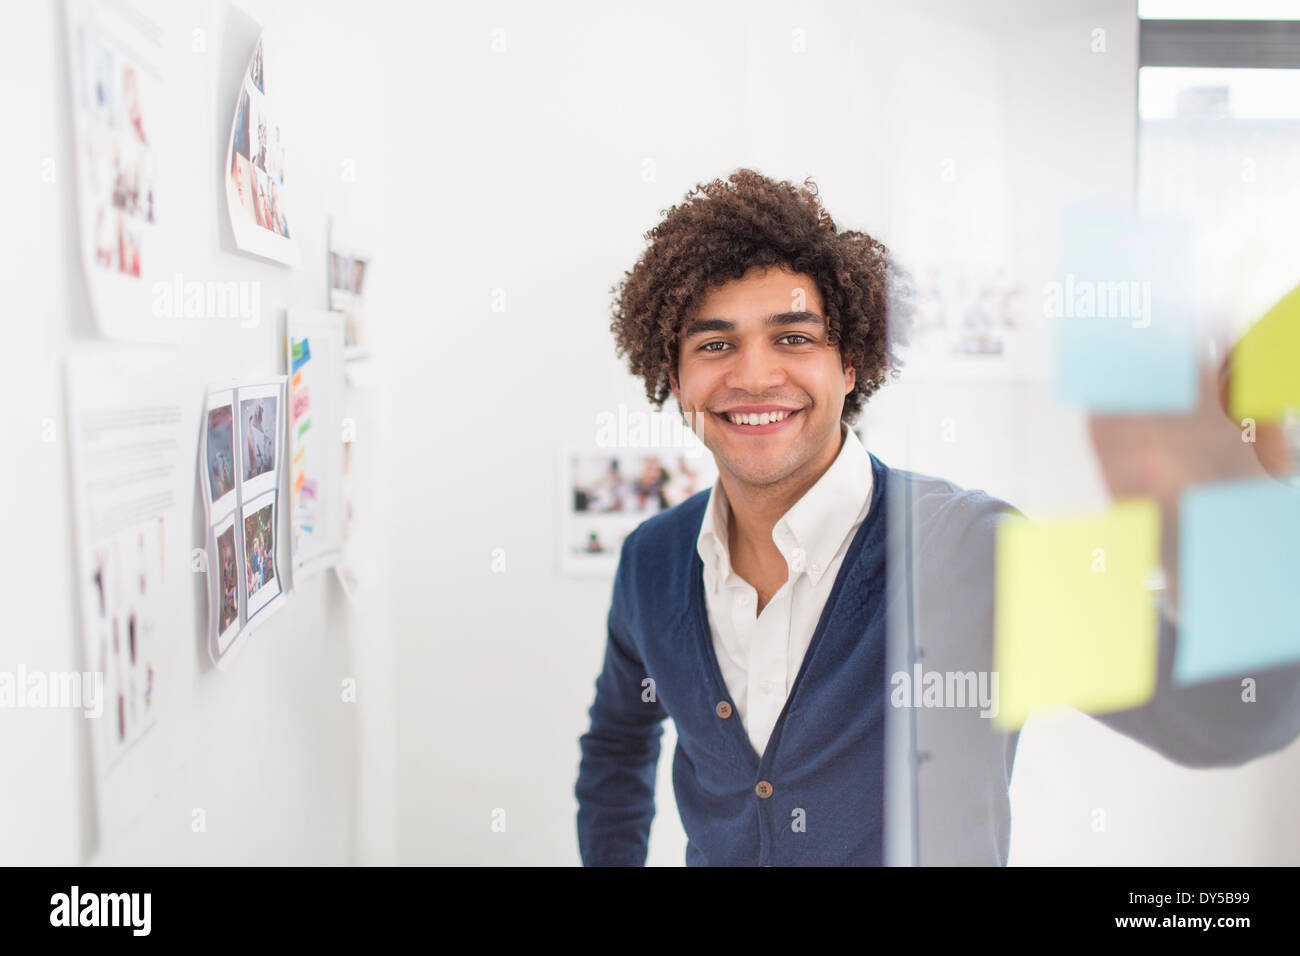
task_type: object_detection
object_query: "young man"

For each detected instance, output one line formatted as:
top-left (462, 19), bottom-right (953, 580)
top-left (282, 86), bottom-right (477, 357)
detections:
top-left (575, 169), bottom-right (1300, 866)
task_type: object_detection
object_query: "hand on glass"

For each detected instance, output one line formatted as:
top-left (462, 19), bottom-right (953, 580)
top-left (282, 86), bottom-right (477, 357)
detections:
top-left (1087, 354), bottom-right (1293, 616)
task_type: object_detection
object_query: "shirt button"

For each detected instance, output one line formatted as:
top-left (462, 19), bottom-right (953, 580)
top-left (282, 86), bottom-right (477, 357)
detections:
top-left (810, 562), bottom-right (822, 574)
top-left (755, 780), bottom-right (773, 799)
top-left (715, 701), bottom-right (733, 719)
top-left (759, 679), bottom-right (772, 693)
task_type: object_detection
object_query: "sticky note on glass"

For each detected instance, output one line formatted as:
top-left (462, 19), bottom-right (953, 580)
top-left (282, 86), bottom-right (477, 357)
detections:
top-left (1174, 478), bottom-right (1300, 684)
top-left (1229, 281), bottom-right (1300, 423)
top-left (1051, 207), bottom-right (1197, 413)
top-left (993, 500), bottom-right (1161, 730)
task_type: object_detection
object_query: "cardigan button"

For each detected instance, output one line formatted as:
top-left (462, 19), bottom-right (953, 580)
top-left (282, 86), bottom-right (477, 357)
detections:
top-left (715, 701), bottom-right (733, 719)
top-left (755, 780), bottom-right (773, 799)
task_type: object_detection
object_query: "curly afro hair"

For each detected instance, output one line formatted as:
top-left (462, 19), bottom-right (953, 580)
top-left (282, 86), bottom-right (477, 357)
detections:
top-left (609, 168), bottom-right (911, 425)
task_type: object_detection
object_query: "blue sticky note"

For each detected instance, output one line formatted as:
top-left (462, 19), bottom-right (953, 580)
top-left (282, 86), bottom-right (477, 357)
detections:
top-left (1051, 207), bottom-right (1197, 413)
top-left (1174, 478), bottom-right (1300, 684)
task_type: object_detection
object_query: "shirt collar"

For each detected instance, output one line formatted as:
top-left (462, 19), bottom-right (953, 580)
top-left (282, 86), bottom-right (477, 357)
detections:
top-left (695, 422), bottom-right (874, 590)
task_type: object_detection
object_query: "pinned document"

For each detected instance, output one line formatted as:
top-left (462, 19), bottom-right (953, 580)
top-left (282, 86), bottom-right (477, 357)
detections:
top-left (286, 312), bottom-right (346, 581)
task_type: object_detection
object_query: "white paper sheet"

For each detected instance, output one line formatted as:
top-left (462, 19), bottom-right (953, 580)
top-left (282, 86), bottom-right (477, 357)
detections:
top-left (65, 346), bottom-right (195, 850)
top-left (64, 0), bottom-right (180, 341)
top-left (327, 217), bottom-right (373, 358)
top-left (286, 311), bottom-right (347, 582)
top-left (223, 31), bottom-right (300, 266)
top-left (559, 440), bottom-right (717, 577)
top-left (335, 368), bottom-right (376, 605)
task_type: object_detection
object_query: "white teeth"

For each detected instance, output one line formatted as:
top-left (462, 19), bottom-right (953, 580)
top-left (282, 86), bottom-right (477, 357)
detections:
top-left (727, 410), bottom-right (788, 425)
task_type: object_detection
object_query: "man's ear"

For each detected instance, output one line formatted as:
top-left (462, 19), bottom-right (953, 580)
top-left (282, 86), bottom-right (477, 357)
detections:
top-left (843, 361), bottom-right (856, 396)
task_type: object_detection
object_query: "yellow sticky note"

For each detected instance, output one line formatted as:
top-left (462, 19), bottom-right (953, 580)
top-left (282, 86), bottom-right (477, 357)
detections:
top-left (992, 500), bottom-right (1161, 731)
top-left (1230, 281), bottom-right (1300, 422)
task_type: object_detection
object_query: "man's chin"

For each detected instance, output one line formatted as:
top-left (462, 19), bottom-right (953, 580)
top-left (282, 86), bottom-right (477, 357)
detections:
top-left (718, 454), bottom-right (802, 489)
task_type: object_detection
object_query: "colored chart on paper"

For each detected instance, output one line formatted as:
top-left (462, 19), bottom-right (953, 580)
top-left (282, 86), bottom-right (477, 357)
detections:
top-left (284, 315), bottom-right (346, 579)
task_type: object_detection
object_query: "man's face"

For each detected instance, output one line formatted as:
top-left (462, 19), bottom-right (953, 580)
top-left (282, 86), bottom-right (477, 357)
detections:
top-left (670, 265), bottom-right (855, 489)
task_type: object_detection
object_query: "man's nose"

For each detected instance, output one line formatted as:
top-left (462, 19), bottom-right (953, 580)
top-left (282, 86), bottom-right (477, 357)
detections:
top-left (726, 341), bottom-right (787, 394)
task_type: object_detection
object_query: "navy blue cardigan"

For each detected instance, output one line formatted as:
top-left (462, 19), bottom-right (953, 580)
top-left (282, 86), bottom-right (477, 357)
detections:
top-left (575, 452), bottom-right (1300, 866)
top-left (576, 451), bottom-right (911, 866)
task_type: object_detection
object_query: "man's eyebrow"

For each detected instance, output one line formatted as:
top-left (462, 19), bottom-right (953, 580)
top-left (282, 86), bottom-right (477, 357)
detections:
top-left (680, 311), bottom-right (826, 339)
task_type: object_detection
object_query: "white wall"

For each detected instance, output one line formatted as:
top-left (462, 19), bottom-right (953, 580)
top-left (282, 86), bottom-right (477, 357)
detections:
top-left (0, 0), bottom-right (395, 864)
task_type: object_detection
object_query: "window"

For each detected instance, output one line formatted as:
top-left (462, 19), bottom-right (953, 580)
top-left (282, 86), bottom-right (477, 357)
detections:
top-left (1138, 8), bottom-right (1300, 334)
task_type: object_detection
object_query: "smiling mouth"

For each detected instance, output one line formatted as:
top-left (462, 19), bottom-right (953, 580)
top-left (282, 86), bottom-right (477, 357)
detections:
top-left (715, 408), bottom-right (802, 433)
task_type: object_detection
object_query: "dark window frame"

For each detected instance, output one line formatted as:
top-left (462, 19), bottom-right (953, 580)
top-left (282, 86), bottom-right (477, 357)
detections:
top-left (1139, 19), bottom-right (1300, 69)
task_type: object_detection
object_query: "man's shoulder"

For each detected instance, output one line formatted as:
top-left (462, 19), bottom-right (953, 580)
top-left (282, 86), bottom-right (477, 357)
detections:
top-left (880, 460), bottom-right (1023, 559)
top-left (621, 487), bottom-right (710, 565)
top-left (885, 461), bottom-right (1016, 513)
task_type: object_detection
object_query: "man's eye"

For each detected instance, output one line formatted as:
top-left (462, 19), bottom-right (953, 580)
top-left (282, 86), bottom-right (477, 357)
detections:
top-left (778, 334), bottom-right (812, 345)
top-left (699, 341), bottom-right (728, 352)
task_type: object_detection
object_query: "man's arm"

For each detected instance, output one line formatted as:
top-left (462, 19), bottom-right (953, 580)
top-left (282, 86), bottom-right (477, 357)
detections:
top-left (575, 533), bottom-right (668, 866)
top-left (1093, 609), bottom-right (1300, 767)
top-left (1084, 343), bottom-right (1300, 766)
top-left (982, 505), bottom-right (1300, 767)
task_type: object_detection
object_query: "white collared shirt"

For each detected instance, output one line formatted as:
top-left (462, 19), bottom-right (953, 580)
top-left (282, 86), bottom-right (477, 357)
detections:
top-left (696, 422), bottom-right (875, 759)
